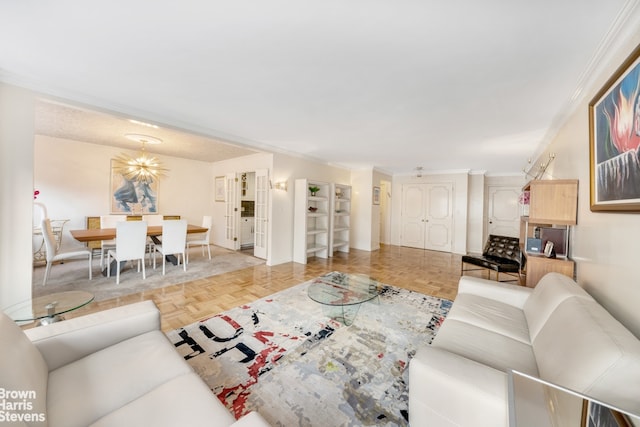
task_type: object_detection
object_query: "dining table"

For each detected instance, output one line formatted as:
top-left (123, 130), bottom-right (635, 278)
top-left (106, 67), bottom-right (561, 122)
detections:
top-left (69, 224), bottom-right (208, 243)
top-left (70, 224), bottom-right (209, 275)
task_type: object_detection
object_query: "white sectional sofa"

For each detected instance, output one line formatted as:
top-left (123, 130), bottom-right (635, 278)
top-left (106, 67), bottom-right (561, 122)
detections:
top-left (1, 300), bottom-right (269, 427)
top-left (409, 272), bottom-right (640, 427)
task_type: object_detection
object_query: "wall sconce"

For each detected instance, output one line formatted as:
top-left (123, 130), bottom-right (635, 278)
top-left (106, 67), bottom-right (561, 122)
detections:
top-left (274, 181), bottom-right (288, 191)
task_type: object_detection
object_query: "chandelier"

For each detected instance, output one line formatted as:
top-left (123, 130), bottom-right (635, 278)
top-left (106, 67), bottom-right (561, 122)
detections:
top-left (112, 134), bottom-right (168, 184)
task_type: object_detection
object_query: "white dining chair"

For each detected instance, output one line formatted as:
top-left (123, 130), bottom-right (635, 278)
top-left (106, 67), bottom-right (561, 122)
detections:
top-left (142, 214), bottom-right (164, 226)
top-left (99, 215), bottom-right (126, 269)
top-left (186, 215), bottom-right (212, 264)
top-left (107, 221), bottom-right (148, 285)
top-left (153, 220), bottom-right (187, 275)
top-left (41, 218), bottom-right (93, 286)
top-left (142, 214), bottom-right (164, 262)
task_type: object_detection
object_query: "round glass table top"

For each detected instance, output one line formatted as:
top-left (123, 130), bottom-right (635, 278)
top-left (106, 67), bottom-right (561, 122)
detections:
top-left (5, 290), bottom-right (94, 322)
top-left (308, 273), bottom-right (381, 307)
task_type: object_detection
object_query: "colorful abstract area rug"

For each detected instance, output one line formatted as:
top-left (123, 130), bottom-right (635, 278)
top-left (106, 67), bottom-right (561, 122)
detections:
top-left (165, 272), bottom-right (452, 426)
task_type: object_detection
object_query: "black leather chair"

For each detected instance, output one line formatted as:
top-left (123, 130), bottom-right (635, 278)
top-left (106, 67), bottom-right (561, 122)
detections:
top-left (461, 235), bottom-right (524, 285)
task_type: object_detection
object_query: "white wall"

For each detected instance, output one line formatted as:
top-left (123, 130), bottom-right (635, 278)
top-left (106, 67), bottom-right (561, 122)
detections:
top-left (530, 15), bottom-right (640, 336)
top-left (350, 169), bottom-right (374, 251)
top-left (34, 136), bottom-right (214, 249)
top-left (0, 84), bottom-right (34, 310)
top-left (390, 171), bottom-right (469, 254)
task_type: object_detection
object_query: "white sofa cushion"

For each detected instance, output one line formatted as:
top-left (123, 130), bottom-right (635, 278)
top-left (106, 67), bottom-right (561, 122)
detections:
top-left (432, 319), bottom-right (538, 376)
top-left (409, 346), bottom-right (509, 427)
top-left (25, 300), bottom-right (161, 371)
top-left (523, 272), bottom-right (593, 340)
top-left (47, 330), bottom-right (195, 427)
top-left (0, 311), bottom-right (49, 425)
top-left (90, 372), bottom-right (236, 427)
top-left (457, 275), bottom-right (532, 308)
top-left (532, 297), bottom-right (640, 414)
top-left (445, 293), bottom-right (530, 344)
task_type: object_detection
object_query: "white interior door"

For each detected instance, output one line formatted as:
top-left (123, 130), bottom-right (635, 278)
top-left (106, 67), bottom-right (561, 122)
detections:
top-left (401, 184), bottom-right (426, 249)
top-left (253, 169), bottom-right (268, 259)
top-left (424, 183), bottom-right (453, 252)
top-left (487, 186), bottom-right (520, 238)
top-left (400, 182), bottom-right (453, 252)
top-left (224, 172), bottom-right (240, 250)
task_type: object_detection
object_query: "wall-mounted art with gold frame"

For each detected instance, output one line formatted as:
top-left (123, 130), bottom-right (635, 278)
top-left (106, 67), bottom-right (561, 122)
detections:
top-left (589, 43), bottom-right (640, 212)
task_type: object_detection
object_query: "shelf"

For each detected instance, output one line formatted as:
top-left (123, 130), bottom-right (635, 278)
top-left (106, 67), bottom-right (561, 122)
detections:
top-left (306, 243), bottom-right (328, 253)
top-left (294, 179), bottom-right (331, 264)
top-left (520, 179), bottom-right (578, 287)
top-left (307, 228), bottom-right (328, 235)
top-left (332, 240), bottom-right (348, 248)
top-left (333, 227), bottom-right (349, 232)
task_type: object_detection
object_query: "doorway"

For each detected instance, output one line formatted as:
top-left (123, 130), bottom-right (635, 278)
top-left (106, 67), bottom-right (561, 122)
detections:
top-left (486, 185), bottom-right (520, 238)
top-left (223, 169), bottom-right (268, 260)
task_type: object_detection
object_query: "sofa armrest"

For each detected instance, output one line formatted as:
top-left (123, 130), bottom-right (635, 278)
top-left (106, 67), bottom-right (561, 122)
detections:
top-left (458, 275), bottom-right (532, 308)
top-left (24, 300), bottom-right (160, 371)
top-left (409, 345), bottom-right (509, 427)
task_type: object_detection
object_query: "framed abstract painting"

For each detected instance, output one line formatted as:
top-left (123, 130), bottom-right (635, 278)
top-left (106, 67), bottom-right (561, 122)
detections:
top-left (110, 160), bottom-right (159, 214)
top-left (589, 43), bottom-right (640, 211)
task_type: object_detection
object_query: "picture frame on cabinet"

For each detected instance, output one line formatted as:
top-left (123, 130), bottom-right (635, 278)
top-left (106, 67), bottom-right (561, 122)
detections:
top-left (589, 42), bottom-right (640, 212)
top-left (215, 176), bottom-right (225, 202)
top-left (372, 186), bottom-right (380, 205)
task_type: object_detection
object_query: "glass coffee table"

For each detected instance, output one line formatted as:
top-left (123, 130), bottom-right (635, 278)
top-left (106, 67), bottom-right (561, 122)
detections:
top-left (5, 290), bottom-right (94, 326)
top-left (308, 272), bottom-right (381, 325)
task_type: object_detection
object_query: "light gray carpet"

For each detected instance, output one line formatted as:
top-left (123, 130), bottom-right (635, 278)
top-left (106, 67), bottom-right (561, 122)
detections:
top-left (32, 246), bottom-right (264, 301)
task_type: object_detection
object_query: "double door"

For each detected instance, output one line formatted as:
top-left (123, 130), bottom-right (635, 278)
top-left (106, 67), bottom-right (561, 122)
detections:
top-left (400, 183), bottom-right (453, 252)
top-left (223, 169), bottom-right (268, 259)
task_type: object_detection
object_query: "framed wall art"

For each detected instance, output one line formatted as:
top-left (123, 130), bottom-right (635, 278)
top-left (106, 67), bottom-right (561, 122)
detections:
top-left (110, 160), bottom-right (159, 214)
top-left (373, 186), bottom-right (380, 205)
top-left (589, 43), bottom-right (640, 211)
top-left (215, 176), bottom-right (225, 202)
top-left (581, 400), bottom-right (633, 427)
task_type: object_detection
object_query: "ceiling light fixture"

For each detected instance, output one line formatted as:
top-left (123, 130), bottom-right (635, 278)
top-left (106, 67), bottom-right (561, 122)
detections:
top-left (112, 134), bottom-right (168, 184)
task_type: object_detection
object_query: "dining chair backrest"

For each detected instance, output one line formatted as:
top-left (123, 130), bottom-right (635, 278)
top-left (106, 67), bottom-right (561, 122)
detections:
top-left (34, 202), bottom-right (48, 228)
top-left (201, 215), bottom-right (212, 240)
top-left (115, 221), bottom-right (148, 260)
top-left (100, 215), bottom-right (126, 229)
top-left (161, 220), bottom-right (188, 253)
top-left (142, 214), bottom-right (164, 226)
top-left (41, 218), bottom-right (58, 262)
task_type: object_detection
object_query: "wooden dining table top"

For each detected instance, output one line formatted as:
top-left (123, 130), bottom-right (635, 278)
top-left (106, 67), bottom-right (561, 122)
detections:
top-left (70, 224), bottom-right (208, 242)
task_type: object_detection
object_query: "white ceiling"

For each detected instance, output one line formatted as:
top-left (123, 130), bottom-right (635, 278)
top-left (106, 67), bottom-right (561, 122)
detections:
top-left (0, 0), bottom-right (635, 174)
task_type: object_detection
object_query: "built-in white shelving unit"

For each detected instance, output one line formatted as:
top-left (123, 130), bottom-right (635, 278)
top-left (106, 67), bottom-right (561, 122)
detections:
top-left (330, 183), bottom-right (351, 256)
top-left (293, 179), bottom-right (330, 264)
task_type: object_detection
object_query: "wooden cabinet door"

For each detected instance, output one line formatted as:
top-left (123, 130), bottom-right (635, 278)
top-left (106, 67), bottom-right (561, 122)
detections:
top-left (528, 180), bottom-right (578, 225)
top-left (525, 256), bottom-right (575, 287)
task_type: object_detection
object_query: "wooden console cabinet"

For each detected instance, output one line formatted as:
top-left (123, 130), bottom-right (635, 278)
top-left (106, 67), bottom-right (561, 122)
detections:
top-left (520, 179), bottom-right (578, 287)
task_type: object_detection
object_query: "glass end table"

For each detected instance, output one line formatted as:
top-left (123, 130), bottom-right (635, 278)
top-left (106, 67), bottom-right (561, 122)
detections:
top-left (5, 290), bottom-right (94, 326)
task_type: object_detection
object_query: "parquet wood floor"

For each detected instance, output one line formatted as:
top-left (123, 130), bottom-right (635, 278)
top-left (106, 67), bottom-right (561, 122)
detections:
top-left (64, 244), bottom-right (483, 332)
